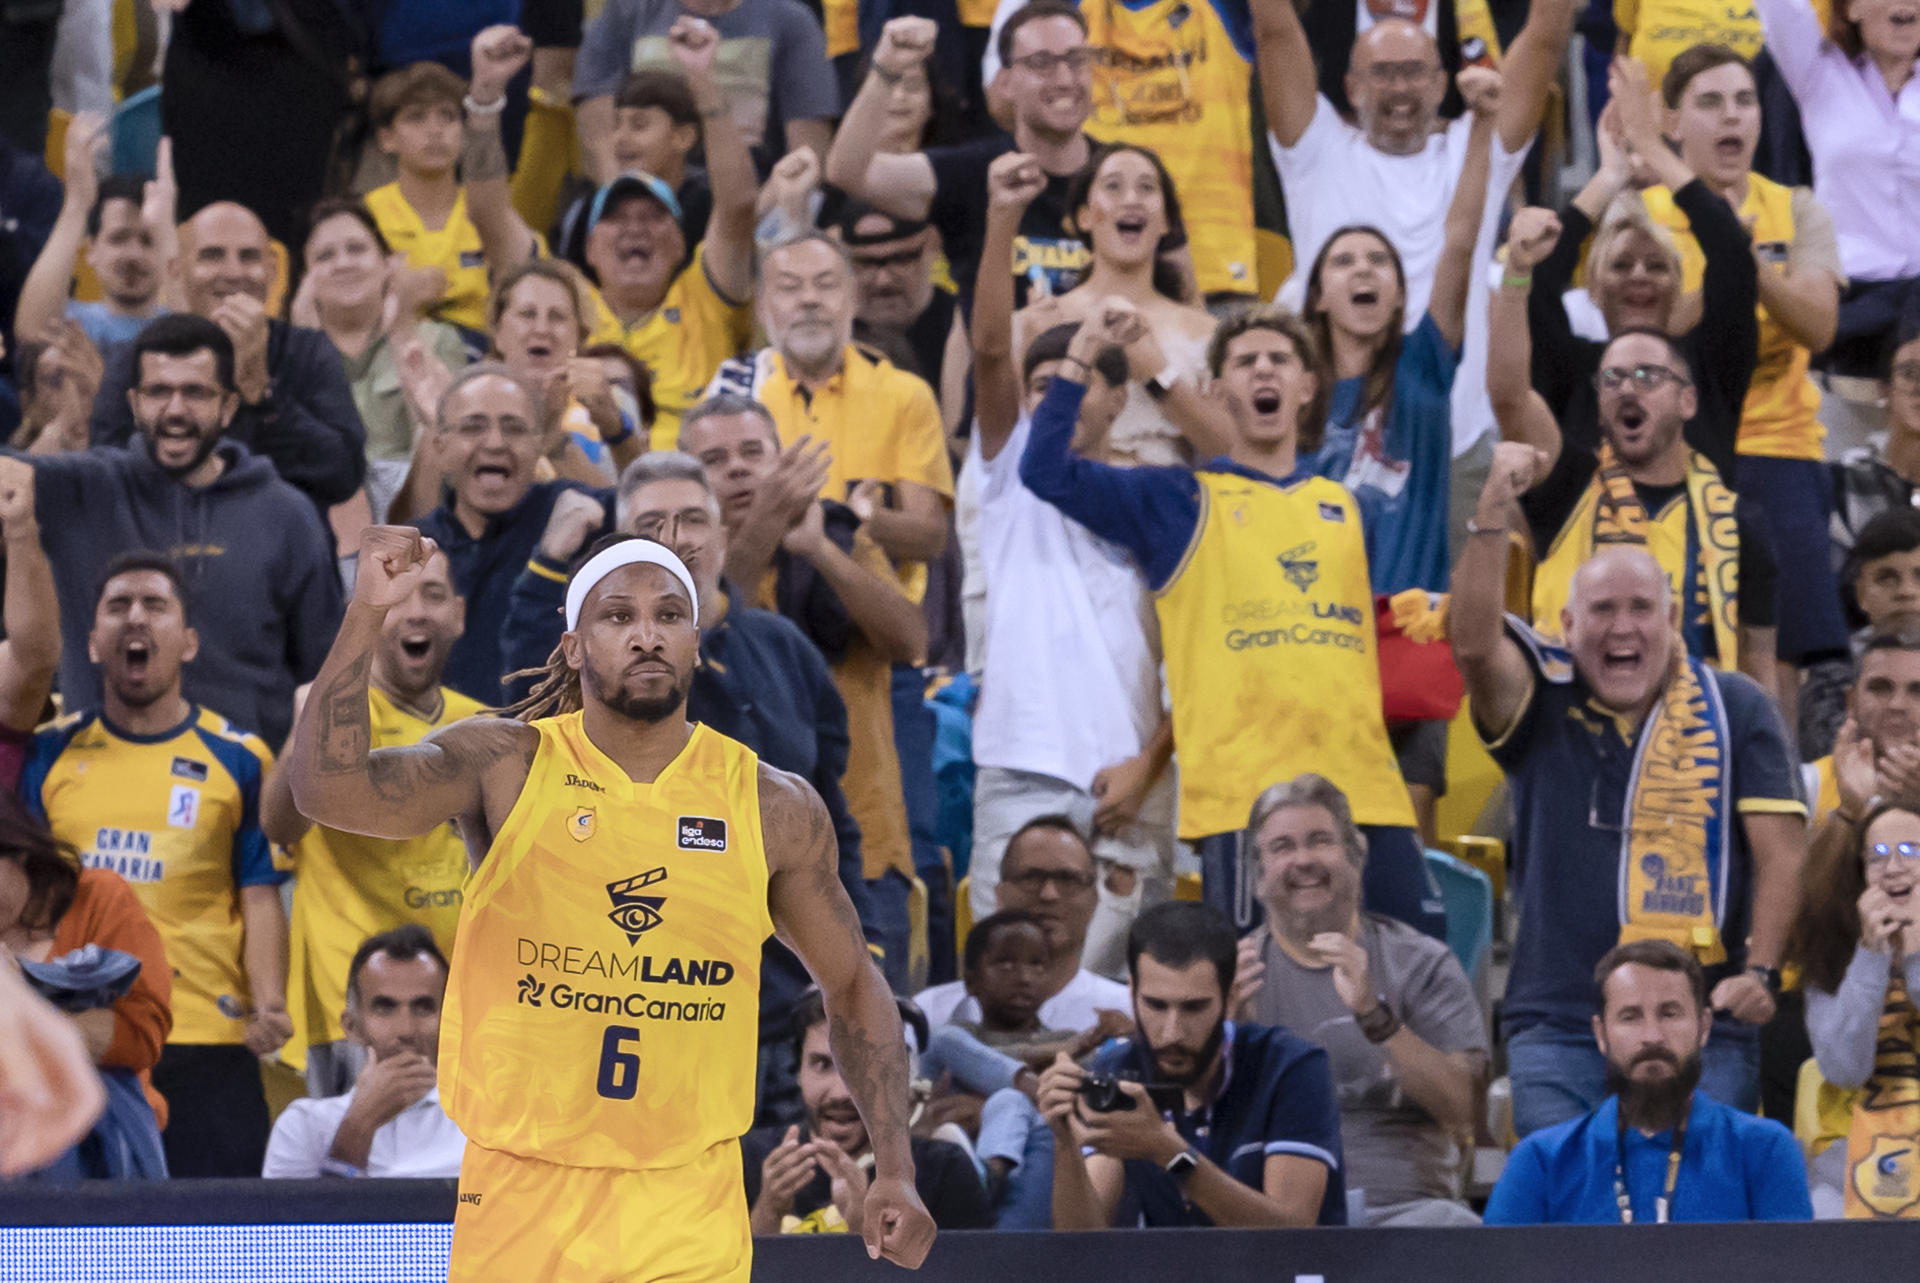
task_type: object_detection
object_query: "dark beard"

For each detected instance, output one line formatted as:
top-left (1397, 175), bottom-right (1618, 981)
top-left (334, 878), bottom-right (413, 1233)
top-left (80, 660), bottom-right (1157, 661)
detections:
top-left (1606, 1048), bottom-right (1702, 1133)
top-left (585, 662), bottom-right (689, 724)
top-left (1141, 1018), bottom-right (1226, 1089)
top-left (144, 426), bottom-right (222, 478)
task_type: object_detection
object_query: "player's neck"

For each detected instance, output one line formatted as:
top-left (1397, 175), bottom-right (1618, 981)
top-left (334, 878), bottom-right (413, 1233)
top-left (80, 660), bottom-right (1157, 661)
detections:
top-left (579, 702), bottom-right (695, 784)
top-left (106, 689), bottom-right (192, 738)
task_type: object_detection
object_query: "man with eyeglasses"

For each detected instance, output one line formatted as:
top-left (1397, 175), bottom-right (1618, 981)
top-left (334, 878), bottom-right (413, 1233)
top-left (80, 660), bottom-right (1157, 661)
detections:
top-left (914, 816), bottom-right (1131, 1030)
top-left (11, 313), bottom-right (341, 749)
top-left (839, 203), bottom-right (959, 409)
top-left (1454, 440), bottom-right (1806, 1137)
top-left (825, 6), bottom-right (1097, 313)
top-left (1523, 327), bottom-right (1779, 686)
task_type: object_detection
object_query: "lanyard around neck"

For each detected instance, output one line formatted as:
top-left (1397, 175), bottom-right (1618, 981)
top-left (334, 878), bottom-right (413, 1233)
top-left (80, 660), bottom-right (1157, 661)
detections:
top-left (1614, 1110), bottom-right (1688, 1225)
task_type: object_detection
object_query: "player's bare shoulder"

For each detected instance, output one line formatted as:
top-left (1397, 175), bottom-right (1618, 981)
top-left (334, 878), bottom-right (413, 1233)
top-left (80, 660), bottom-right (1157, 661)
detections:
top-left (755, 760), bottom-right (832, 877)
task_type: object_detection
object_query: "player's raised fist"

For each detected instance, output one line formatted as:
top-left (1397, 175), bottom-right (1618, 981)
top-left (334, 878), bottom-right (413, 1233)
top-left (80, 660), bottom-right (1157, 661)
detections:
top-left (862, 1174), bottom-right (936, 1267)
top-left (356, 526), bottom-right (440, 610)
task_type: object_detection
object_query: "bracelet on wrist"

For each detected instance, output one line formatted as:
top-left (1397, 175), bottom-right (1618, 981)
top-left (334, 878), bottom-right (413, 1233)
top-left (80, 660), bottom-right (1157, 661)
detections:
top-left (463, 92), bottom-right (507, 116)
top-left (1464, 516), bottom-right (1507, 537)
top-left (1502, 271), bottom-right (1533, 289)
top-left (870, 63), bottom-right (906, 86)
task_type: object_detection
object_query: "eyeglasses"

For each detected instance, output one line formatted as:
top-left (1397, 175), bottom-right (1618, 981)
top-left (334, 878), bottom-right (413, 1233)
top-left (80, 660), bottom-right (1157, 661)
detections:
top-left (1009, 48), bottom-right (1094, 75)
top-left (850, 247), bottom-right (924, 272)
top-left (1595, 365), bottom-right (1691, 393)
top-left (1361, 60), bottom-right (1439, 87)
top-left (135, 383), bottom-right (222, 406)
top-left (449, 417), bottom-right (538, 441)
top-left (1868, 842), bottom-right (1920, 865)
top-left (1893, 361), bottom-right (1920, 388)
top-left (1001, 868), bottom-right (1096, 893)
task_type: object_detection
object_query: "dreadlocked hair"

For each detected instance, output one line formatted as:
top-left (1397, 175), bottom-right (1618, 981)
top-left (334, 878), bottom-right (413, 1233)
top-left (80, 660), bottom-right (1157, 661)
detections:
top-left (500, 644), bottom-right (583, 721)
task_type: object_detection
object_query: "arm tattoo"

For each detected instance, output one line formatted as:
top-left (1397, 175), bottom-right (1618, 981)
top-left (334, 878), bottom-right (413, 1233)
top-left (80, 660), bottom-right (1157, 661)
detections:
top-left (315, 653), bottom-right (372, 773)
top-left (463, 117), bottom-right (510, 184)
top-left (366, 721), bottom-right (532, 806)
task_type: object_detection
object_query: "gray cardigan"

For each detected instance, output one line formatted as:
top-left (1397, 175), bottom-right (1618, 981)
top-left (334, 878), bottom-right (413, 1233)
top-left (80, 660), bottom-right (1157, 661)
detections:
top-left (1805, 946), bottom-right (1920, 1088)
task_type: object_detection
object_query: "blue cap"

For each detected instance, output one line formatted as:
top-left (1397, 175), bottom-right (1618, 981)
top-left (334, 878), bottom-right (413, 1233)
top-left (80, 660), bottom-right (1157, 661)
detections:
top-left (586, 171), bottom-right (684, 234)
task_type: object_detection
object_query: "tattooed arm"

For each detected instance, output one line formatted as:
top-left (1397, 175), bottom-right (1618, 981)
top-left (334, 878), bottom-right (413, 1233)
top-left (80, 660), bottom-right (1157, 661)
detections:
top-left (285, 526), bottom-right (536, 843)
top-left (763, 764), bottom-right (935, 1269)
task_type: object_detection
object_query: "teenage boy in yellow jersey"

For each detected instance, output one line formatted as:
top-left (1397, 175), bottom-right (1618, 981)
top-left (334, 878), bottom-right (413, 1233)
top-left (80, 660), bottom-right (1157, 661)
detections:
top-left (21, 554), bottom-right (289, 1178)
top-left (286, 527), bottom-right (935, 1281)
top-left (262, 548), bottom-right (483, 1096)
top-left (1020, 300), bottom-right (1442, 941)
top-left (1641, 43), bottom-right (1851, 683)
top-left (463, 21), bottom-right (755, 452)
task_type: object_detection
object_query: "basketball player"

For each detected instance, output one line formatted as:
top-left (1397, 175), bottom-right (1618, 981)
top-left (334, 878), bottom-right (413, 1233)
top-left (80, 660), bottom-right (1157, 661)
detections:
top-left (286, 525), bottom-right (935, 1280)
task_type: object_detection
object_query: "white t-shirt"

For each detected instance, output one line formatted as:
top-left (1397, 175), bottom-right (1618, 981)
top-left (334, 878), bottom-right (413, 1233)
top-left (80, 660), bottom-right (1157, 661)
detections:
top-left (1272, 96), bottom-right (1533, 457)
top-left (915, 966), bottom-right (1132, 1030)
top-left (261, 1085), bottom-right (467, 1179)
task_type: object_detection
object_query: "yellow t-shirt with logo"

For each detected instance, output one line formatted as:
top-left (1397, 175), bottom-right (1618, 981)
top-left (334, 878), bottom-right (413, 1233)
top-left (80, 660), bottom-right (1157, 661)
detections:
top-left (585, 243), bottom-right (753, 452)
top-left (1645, 175), bottom-right (1830, 461)
top-left (365, 182), bottom-right (493, 335)
top-left (1613, 0), bottom-right (1763, 92)
top-left (1157, 471), bottom-right (1413, 837)
top-left (1082, 0), bottom-right (1257, 296)
top-left (282, 685), bottom-right (488, 1072)
top-left (23, 706), bottom-right (280, 1046)
top-left (439, 715), bottom-right (768, 1171)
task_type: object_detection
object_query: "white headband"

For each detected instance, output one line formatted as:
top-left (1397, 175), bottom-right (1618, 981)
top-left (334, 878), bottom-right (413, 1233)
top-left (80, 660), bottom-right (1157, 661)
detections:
top-left (564, 541), bottom-right (700, 631)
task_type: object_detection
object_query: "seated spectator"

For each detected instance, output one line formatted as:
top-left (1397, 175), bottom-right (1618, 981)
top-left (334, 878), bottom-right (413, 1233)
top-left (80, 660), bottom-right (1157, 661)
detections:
top-left (13, 115), bottom-right (171, 351)
top-left (263, 925), bottom-right (466, 1179)
top-left (500, 469), bottom-right (884, 1122)
top-left (1521, 60), bottom-right (1757, 481)
top-left (679, 394), bottom-right (926, 985)
top-left (294, 198), bottom-right (470, 525)
top-left (1804, 629), bottom-right (1920, 829)
top-left (1234, 773), bottom-right (1486, 1226)
top-left (1755, 0), bottom-right (1920, 378)
top-left (1802, 510), bottom-right (1920, 762)
top-left (1039, 900), bottom-right (1347, 1227)
top-left (915, 816), bottom-right (1130, 1028)
top-left (88, 202), bottom-right (369, 511)
top-left (260, 547), bottom-right (481, 1097)
top-left (0, 456), bottom-right (60, 788)
top-left (1485, 940), bottom-right (1811, 1224)
top-left (826, 8), bottom-right (1097, 313)
top-left (572, 0), bottom-right (837, 176)
top-left (0, 794), bottom-right (170, 1179)
top-left (743, 987), bottom-right (991, 1233)
top-left (1455, 445), bottom-right (1807, 1135)
top-left (553, 68), bottom-right (712, 264)
top-left (21, 552), bottom-right (289, 1178)
top-left (966, 159), bottom-right (1173, 973)
top-left (1644, 44), bottom-right (1849, 690)
top-left (1020, 301), bottom-right (1441, 940)
top-left (21, 314), bottom-right (343, 748)
top-left (8, 322), bottom-right (104, 457)
top-left (404, 363), bottom-right (600, 704)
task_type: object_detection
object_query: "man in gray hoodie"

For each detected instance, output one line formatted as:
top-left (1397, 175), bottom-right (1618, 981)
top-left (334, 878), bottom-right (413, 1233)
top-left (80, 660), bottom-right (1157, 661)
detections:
top-left (21, 313), bottom-right (341, 747)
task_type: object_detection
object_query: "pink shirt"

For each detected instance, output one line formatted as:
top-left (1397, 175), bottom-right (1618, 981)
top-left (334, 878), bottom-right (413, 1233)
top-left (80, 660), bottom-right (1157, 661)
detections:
top-left (1758, 0), bottom-right (1920, 280)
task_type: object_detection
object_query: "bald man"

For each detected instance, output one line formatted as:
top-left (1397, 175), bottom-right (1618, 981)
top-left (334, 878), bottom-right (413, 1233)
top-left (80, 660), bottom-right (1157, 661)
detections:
top-left (88, 202), bottom-right (367, 510)
top-left (1452, 442), bottom-right (1807, 1137)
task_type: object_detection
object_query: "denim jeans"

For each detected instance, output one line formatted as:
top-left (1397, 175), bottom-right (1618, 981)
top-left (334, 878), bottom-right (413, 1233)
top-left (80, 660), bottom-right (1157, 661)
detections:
top-left (979, 1088), bottom-right (1055, 1230)
top-left (1507, 1019), bottom-right (1761, 1138)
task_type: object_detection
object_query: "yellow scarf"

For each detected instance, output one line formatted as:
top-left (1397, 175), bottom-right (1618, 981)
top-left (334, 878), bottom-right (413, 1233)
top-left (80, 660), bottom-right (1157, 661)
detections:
top-left (1846, 974), bottom-right (1920, 1218)
top-left (1531, 446), bottom-right (1739, 669)
top-left (1615, 655), bottom-right (1732, 965)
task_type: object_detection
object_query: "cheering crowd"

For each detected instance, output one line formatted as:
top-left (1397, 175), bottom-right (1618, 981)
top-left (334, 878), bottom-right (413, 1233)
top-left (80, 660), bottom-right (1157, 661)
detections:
top-left (5, 0), bottom-right (1920, 1236)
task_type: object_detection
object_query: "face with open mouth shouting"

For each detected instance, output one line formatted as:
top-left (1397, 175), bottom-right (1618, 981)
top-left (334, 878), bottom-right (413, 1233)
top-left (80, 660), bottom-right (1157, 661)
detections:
top-left (1217, 325), bottom-right (1317, 453)
top-left (439, 372), bottom-right (543, 520)
top-left (1077, 148), bottom-right (1170, 271)
top-left (374, 549), bottom-right (465, 702)
top-left (585, 194), bottom-right (685, 309)
top-left (1667, 60), bottom-right (1759, 191)
top-left (1310, 227), bottom-right (1403, 345)
top-left (796, 1019), bottom-right (869, 1155)
top-left (1595, 334), bottom-right (1693, 469)
top-left (1848, 0), bottom-right (1920, 63)
top-left (129, 349), bottom-right (236, 478)
top-left (1562, 547), bottom-right (1677, 715)
top-left (494, 273), bottom-right (583, 381)
top-left (89, 567), bottom-right (197, 712)
top-left (1347, 21), bottom-right (1445, 156)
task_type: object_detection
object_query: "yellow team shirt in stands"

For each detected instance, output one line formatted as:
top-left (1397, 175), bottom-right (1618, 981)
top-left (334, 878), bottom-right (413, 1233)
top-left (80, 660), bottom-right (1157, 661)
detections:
top-left (1082, 0), bottom-right (1257, 296)
top-left (440, 715), bottom-right (768, 1171)
top-left (586, 243), bottom-right (753, 452)
top-left (1613, 0), bottom-right (1763, 91)
top-left (283, 685), bottom-right (488, 1072)
top-left (1645, 175), bottom-right (1826, 461)
top-left (366, 182), bottom-right (495, 334)
top-left (719, 344), bottom-right (956, 602)
top-left (1157, 472), bottom-right (1414, 837)
top-left (22, 706), bottom-right (280, 1046)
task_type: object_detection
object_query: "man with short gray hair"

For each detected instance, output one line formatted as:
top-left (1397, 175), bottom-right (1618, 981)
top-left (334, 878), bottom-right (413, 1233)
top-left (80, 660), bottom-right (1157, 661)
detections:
top-left (407, 363), bottom-right (604, 704)
top-left (1232, 773), bottom-right (1488, 1226)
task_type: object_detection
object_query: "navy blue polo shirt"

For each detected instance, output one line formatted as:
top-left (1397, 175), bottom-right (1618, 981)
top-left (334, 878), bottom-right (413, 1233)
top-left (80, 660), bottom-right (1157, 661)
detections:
top-left (409, 479), bottom-right (599, 704)
top-left (1485, 1091), bottom-right (1810, 1224)
top-left (1484, 623), bottom-right (1804, 1036)
top-left (1085, 1022), bottom-right (1347, 1227)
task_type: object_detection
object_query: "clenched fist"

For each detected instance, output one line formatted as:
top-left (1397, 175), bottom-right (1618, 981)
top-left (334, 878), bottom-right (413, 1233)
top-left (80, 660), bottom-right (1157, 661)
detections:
top-left (356, 526), bottom-right (442, 610)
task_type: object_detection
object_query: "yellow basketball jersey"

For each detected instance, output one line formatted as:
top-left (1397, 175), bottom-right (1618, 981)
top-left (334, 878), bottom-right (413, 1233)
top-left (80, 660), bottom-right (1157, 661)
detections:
top-left (283, 685), bottom-right (487, 1072)
top-left (439, 714), bottom-right (770, 1171)
top-left (1081, 0), bottom-right (1256, 296)
top-left (1645, 175), bottom-right (1822, 460)
top-left (1157, 471), bottom-right (1413, 837)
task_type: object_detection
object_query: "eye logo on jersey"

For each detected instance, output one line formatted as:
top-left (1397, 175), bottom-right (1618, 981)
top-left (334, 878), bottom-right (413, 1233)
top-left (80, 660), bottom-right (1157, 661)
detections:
top-left (518, 975), bottom-right (546, 1007)
top-left (677, 816), bottom-right (728, 852)
top-left (1278, 542), bottom-right (1320, 593)
top-left (570, 807), bottom-right (597, 842)
top-left (606, 867), bottom-right (668, 944)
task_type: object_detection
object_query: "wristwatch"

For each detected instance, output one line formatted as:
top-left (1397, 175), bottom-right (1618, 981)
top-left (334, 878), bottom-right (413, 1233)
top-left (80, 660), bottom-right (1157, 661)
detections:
top-left (1143, 363), bottom-right (1181, 402)
top-left (1357, 997), bottom-right (1401, 1044)
top-left (1747, 965), bottom-right (1782, 996)
top-left (1165, 1146), bottom-right (1199, 1184)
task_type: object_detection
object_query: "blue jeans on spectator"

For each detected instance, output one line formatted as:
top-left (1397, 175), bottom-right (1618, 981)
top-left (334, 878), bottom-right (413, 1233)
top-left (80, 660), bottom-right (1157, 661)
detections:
top-left (893, 664), bottom-right (955, 984)
top-left (1507, 1019), bottom-right (1761, 1138)
top-left (866, 868), bottom-right (913, 994)
top-left (919, 1026), bottom-right (1055, 1229)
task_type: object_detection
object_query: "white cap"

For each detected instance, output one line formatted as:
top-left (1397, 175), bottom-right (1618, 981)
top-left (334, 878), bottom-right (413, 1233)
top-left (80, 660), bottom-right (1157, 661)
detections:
top-left (564, 541), bottom-right (699, 631)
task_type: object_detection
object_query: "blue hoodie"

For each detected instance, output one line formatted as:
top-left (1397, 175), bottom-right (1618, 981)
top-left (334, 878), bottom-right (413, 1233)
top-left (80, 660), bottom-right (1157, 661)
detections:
top-left (27, 440), bottom-right (343, 748)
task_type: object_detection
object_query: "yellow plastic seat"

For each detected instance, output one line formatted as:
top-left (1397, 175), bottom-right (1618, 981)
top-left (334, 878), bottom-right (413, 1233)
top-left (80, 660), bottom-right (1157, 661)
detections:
top-left (906, 874), bottom-right (930, 995)
top-left (1174, 871), bottom-right (1202, 902)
